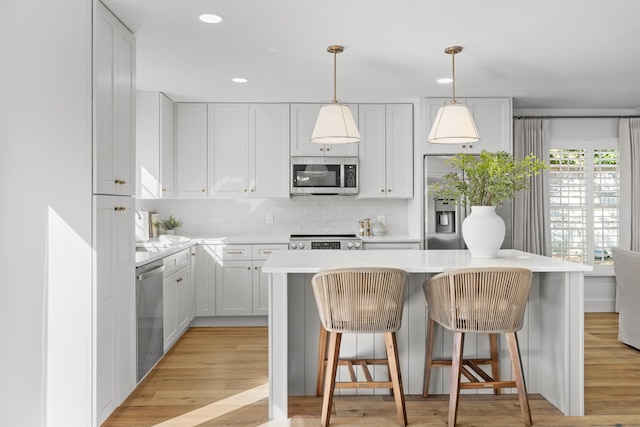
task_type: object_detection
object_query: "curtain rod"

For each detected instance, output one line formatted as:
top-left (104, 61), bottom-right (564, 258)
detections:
top-left (514, 115), bottom-right (640, 119)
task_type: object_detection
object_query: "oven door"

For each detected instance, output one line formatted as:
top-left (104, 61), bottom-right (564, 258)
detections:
top-left (291, 158), bottom-right (342, 194)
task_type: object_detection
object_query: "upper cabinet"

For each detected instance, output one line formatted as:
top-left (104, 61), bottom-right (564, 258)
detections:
top-left (208, 103), bottom-right (290, 198)
top-left (290, 103), bottom-right (359, 157)
top-left (422, 98), bottom-right (512, 155)
top-left (358, 104), bottom-right (414, 199)
top-left (136, 91), bottom-right (174, 199)
top-left (94, 2), bottom-right (135, 196)
top-left (175, 103), bottom-right (208, 198)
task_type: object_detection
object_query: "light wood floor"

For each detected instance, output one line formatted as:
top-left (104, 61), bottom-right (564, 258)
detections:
top-left (103, 313), bottom-right (640, 426)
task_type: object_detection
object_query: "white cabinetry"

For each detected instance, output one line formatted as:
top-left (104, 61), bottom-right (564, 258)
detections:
top-left (94, 2), bottom-right (135, 196)
top-left (162, 249), bottom-right (191, 351)
top-left (208, 103), bottom-right (290, 198)
top-left (136, 91), bottom-right (174, 199)
top-left (358, 104), bottom-right (413, 199)
top-left (175, 103), bottom-right (208, 198)
top-left (195, 244), bottom-right (216, 316)
top-left (422, 98), bottom-right (512, 154)
top-left (95, 195), bottom-right (135, 425)
top-left (290, 103), bottom-right (359, 157)
top-left (214, 244), bottom-right (287, 316)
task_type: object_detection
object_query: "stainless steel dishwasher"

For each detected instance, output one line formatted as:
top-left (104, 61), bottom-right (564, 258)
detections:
top-left (136, 259), bottom-right (165, 382)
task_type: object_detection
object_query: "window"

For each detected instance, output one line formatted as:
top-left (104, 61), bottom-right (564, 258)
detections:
top-left (549, 138), bottom-right (619, 274)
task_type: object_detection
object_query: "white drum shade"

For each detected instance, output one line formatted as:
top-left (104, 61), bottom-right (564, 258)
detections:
top-left (311, 104), bottom-right (360, 144)
top-left (427, 103), bottom-right (480, 144)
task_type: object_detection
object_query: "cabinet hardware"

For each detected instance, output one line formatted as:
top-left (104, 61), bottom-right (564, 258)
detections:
top-left (201, 189), bottom-right (205, 192)
top-left (263, 251), bottom-right (272, 254)
top-left (326, 147), bottom-right (330, 151)
top-left (177, 278), bottom-right (183, 282)
top-left (162, 188), bottom-right (166, 191)
top-left (114, 206), bottom-right (126, 211)
top-left (244, 189), bottom-right (247, 192)
top-left (388, 189), bottom-right (391, 192)
top-left (251, 189), bottom-right (255, 192)
top-left (254, 266), bottom-right (258, 270)
top-left (227, 251), bottom-right (244, 254)
top-left (381, 189), bottom-right (385, 192)
top-left (247, 266), bottom-right (251, 270)
top-left (320, 148), bottom-right (324, 151)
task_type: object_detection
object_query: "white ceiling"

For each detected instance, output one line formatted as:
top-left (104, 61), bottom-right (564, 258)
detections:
top-left (102, 0), bottom-right (640, 109)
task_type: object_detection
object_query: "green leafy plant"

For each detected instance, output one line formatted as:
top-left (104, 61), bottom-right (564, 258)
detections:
top-left (428, 150), bottom-right (547, 207)
top-left (160, 215), bottom-right (182, 231)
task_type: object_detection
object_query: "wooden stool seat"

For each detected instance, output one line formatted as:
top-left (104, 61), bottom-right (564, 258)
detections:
top-left (423, 267), bottom-right (533, 427)
top-left (312, 268), bottom-right (408, 427)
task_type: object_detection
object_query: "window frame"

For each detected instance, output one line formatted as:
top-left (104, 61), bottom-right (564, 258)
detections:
top-left (548, 137), bottom-right (619, 276)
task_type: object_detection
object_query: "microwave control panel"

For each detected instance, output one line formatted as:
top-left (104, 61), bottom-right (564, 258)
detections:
top-left (344, 164), bottom-right (357, 188)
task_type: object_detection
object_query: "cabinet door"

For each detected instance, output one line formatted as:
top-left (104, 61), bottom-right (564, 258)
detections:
top-left (252, 261), bottom-right (269, 316)
top-left (114, 25), bottom-right (135, 196)
top-left (250, 104), bottom-right (290, 198)
top-left (163, 270), bottom-right (178, 351)
top-left (208, 104), bottom-right (249, 197)
top-left (215, 260), bottom-right (253, 316)
top-left (95, 195), bottom-right (134, 424)
top-left (136, 91), bottom-right (161, 199)
top-left (176, 103), bottom-right (208, 198)
top-left (189, 247), bottom-right (197, 320)
top-left (195, 245), bottom-right (216, 316)
top-left (357, 104), bottom-right (386, 198)
top-left (385, 104), bottom-right (413, 198)
top-left (160, 93), bottom-right (175, 198)
top-left (176, 266), bottom-right (191, 333)
top-left (94, 3), bottom-right (135, 196)
top-left (423, 98), bottom-right (512, 154)
top-left (290, 104), bottom-right (324, 156)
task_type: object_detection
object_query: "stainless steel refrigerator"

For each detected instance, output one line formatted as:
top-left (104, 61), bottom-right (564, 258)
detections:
top-left (424, 155), bottom-right (513, 250)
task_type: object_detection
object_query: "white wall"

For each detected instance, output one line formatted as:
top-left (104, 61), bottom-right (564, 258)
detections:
top-left (514, 108), bottom-right (637, 312)
top-left (137, 197), bottom-right (410, 237)
top-left (0, 1), bottom-right (93, 425)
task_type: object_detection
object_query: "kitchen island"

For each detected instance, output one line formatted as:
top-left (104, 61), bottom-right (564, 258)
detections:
top-left (261, 249), bottom-right (592, 420)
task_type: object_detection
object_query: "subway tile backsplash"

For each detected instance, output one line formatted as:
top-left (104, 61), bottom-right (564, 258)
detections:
top-left (136, 197), bottom-right (409, 237)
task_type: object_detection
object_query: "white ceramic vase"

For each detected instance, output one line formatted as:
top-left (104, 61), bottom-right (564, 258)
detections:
top-left (462, 206), bottom-right (505, 259)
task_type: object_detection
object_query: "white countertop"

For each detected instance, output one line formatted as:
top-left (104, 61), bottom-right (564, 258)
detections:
top-left (261, 249), bottom-right (593, 274)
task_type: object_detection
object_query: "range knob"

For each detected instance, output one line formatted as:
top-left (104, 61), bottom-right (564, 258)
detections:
top-left (291, 242), bottom-right (298, 249)
top-left (354, 242), bottom-right (361, 249)
top-left (299, 242), bottom-right (305, 249)
top-left (347, 242), bottom-right (354, 249)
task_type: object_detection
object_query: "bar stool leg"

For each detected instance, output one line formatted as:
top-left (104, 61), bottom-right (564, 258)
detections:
top-left (489, 333), bottom-right (500, 395)
top-left (316, 325), bottom-right (328, 396)
top-left (506, 332), bottom-right (532, 426)
top-left (321, 331), bottom-right (341, 427)
top-left (423, 317), bottom-right (435, 397)
top-left (448, 332), bottom-right (465, 427)
top-left (385, 332), bottom-right (408, 426)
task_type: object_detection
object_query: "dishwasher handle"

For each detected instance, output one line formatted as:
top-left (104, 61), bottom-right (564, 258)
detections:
top-left (136, 265), bottom-right (165, 280)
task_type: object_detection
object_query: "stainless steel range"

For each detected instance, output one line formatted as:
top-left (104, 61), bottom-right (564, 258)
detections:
top-left (289, 234), bottom-right (362, 250)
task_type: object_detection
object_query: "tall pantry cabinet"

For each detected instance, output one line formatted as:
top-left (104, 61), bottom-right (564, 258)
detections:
top-left (93, 2), bottom-right (136, 425)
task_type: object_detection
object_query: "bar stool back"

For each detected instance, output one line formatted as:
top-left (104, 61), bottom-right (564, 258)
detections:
top-left (423, 267), bottom-right (533, 426)
top-left (312, 267), bottom-right (408, 427)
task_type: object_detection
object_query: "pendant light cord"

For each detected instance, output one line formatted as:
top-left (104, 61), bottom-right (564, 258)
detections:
top-left (332, 50), bottom-right (337, 104)
top-left (451, 50), bottom-right (457, 104)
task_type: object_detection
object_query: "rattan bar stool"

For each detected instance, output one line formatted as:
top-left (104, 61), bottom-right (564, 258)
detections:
top-left (422, 267), bottom-right (533, 426)
top-left (312, 267), bottom-right (409, 427)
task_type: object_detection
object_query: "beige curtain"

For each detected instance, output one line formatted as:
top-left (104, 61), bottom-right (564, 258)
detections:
top-left (618, 118), bottom-right (640, 251)
top-left (513, 118), bottom-right (550, 255)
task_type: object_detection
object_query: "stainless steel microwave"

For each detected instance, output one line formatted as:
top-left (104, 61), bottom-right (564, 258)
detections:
top-left (291, 157), bottom-right (358, 195)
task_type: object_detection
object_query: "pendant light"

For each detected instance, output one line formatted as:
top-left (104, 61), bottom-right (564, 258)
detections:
top-left (427, 46), bottom-right (480, 144)
top-left (311, 45), bottom-right (360, 144)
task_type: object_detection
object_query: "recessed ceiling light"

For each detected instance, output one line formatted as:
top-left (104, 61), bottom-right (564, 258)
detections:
top-left (199, 14), bottom-right (224, 24)
top-left (437, 78), bottom-right (453, 84)
top-left (232, 77), bottom-right (249, 83)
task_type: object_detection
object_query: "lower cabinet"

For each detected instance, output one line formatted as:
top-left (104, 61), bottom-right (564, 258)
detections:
top-left (195, 244), bottom-right (217, 316)
top-left (162, 249), bottom-right (191, 351)
top-left (212, 244), bottom-right (288, 316)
